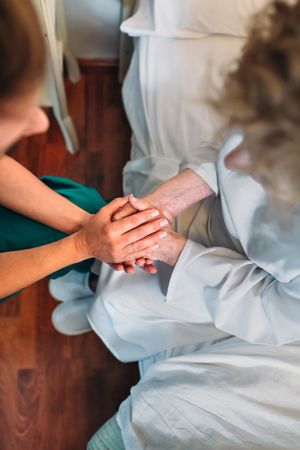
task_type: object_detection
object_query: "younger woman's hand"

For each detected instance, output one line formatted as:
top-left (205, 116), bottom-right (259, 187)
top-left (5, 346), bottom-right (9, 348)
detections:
top-left (111, 195), bottom-right (172, 273)
top-left (74, 197), bottom-right (167, 263)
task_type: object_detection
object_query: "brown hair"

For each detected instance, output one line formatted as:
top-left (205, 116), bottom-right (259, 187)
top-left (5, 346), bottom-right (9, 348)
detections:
top-left (0, 0), bottom-right (46, 100)
top-left (217, 0), bottom-right (300, 202)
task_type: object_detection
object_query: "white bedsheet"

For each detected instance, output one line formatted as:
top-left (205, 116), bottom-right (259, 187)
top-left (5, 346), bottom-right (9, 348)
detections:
top-left (122, 35), bottom-right (244, 197)
top-left (118, 337), bottom-right (300, 449)
top-left (121, 0), bottom-right (268, 38)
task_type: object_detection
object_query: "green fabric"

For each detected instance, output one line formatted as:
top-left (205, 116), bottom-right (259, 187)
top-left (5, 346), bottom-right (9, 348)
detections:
top-left (0, 176), bottom-right (107, 303)
top-left (87, 415), bottom-right (126, 450)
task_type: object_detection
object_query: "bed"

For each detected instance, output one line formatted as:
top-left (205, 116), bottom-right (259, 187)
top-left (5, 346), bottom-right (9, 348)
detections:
top-left (120, 0), bottom-right (268, 201)
top-left (88, 2), bottom-right (286, 449)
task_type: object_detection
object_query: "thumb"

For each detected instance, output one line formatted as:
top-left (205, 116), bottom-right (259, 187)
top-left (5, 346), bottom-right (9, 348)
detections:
top-left (102, 196), bottom-right (130, 217)
top-left (128, 194), bottom-right (150, 212)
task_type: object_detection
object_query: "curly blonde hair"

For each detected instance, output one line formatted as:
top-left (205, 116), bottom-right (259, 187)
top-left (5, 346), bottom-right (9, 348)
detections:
top-left (218, 0), bottom-right (300, 202)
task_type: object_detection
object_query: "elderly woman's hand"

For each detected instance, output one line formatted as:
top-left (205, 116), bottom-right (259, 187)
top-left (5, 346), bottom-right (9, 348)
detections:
top-left (146, 227), bottom-right (187, 266)
top-left (74, 197), bottom-right (167, 264)
top-left (112, 194), bottom-right (174, 224)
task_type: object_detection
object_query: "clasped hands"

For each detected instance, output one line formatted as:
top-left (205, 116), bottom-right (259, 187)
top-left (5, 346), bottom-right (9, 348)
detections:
top-left (74, 194), bottom-right (187, 273)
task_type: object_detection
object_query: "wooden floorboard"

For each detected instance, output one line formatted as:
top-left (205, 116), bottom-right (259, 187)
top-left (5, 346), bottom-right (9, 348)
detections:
top-left (0, 66), bottom-right (138, 450)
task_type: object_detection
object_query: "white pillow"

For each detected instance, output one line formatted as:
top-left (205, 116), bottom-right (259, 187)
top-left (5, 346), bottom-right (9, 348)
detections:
top-left (121, 0), bottom-right (269, 38)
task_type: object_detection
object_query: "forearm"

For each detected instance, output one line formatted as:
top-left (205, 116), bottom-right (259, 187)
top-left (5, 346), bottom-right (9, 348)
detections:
top-left (0, 235), bottom-right (84, 298)
top-left (0, 156), bottom-right (92, 233)
top-left (0, 197), bottom-right (168, 297)
top-left (146, 169), bottom-right (213, 219)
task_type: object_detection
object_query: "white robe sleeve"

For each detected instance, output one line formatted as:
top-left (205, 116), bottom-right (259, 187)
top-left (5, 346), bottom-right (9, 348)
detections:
top-left (167, 239), bottom-right (300, 346)
top-left (179, 143), bottom-right (220, 195)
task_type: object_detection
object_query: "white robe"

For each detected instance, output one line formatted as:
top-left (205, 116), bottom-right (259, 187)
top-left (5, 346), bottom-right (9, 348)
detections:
top-left (87, 2), bottom-right (300, 447)
top-left (88, 133), bottom-right (300, 449)
top-left (89, 131), bottom-right (300, 352)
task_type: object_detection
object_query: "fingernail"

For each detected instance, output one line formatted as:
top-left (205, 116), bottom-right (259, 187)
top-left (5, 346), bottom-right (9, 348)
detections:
top-left (159, 231), bottom-right (167, 239)
top-left (152, 244), bottom-right (159, 249)
top-left (160, 219), bottom-right (168, 227)
top-left (151, 209), bottom-right (160, 218)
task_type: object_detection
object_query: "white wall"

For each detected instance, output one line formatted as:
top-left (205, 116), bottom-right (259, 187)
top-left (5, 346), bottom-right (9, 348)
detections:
top-left (63, 0), bottom-right (121, 58)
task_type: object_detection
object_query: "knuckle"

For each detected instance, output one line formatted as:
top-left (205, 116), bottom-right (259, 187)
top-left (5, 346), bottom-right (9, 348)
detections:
top-left (135, 210), bottom-right (149, 224)
top-left (112, 240), bottom-right (122, 253)
top-left (133, 241), bottom-right (142, 252)
top-left (137, 210), bottom-right (146, 220)
top-left (150, 221), bottom-right (160, 233)
top-left (104, 225), bottom-right (117, 243)
top-left (130, 215), bottom-right (139, 227)
top-left (110, 248), bottom-right (120, 261)
top-left (135, 228), bottom-right (144, 240)
top-left (115, 210), bottom-right (124, 220)
top-left (102, 224), bottom-right (111, 237)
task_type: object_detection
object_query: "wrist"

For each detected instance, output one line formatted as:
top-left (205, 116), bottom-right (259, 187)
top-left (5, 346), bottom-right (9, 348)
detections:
top-left (146, 169), bottom-right (214, 221)
top-left (172, 235), bottom-right (187, 265)
top-left (65, 211), bottom-right (93, 235)
top-left (72, 230), bottom-right (91, 261)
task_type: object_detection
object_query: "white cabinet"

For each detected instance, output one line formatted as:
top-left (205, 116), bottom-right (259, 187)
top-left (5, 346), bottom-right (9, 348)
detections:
top-left (33, 0), bottom-right (81, 154)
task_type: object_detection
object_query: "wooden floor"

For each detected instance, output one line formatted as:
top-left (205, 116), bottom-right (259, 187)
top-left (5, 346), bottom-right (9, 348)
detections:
top-left (0, 65), bottom-right (139, 450)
